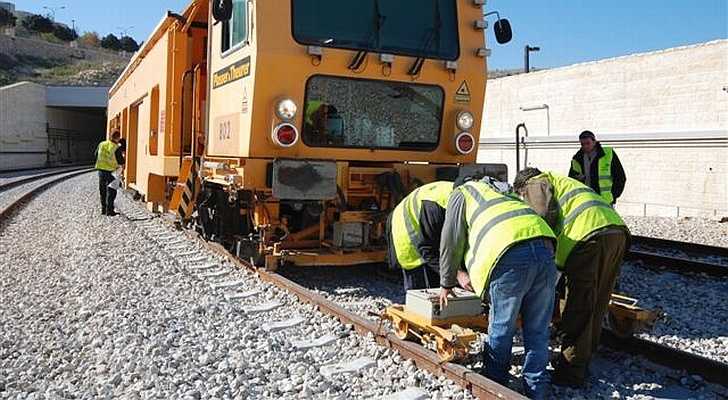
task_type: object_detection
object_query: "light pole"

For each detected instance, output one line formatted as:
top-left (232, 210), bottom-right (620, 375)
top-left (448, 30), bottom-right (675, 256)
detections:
top-left (524, 45), bottom-right (540, 73)
top-left (116, 26), bottom-right (134, 38)
top-left (42, 5), bottom-right (66, 22)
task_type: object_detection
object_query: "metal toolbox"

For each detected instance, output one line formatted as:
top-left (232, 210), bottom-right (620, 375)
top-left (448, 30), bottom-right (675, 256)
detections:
top-left (405, 288), bottom-right (482, 322)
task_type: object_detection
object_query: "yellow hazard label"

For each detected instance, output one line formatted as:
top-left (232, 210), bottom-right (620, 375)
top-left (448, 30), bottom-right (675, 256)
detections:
top-left (455, 81), bottom-right (471, 103)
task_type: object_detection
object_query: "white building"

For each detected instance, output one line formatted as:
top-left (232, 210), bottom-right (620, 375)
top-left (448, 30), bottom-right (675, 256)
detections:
top-left (479, 39), bottom-right (728, 217)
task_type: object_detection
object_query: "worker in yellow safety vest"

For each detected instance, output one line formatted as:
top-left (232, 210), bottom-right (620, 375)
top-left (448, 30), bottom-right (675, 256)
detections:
top-left (568, 130), bottom-right (626, 205)
top-left (95, 130), bottom-right (121, 216)
top-left (388, 181), bottom-right (465, 292)
top-left (438, 175), bottom-right (557, 400)
top-left (513, 168), bottom-right (630, 388)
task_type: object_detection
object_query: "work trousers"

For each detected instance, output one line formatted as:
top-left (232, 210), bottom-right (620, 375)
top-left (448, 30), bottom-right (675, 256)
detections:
top-left (554, 230), bottom-right (628, 385)
top-left (484, 239), bottom-right (557, 400)
top-left (98, 170), bottom-right (117, 214)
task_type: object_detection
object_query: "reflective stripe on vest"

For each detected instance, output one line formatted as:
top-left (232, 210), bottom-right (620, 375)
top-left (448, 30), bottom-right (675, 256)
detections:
top-left (598, 147), bottom-right (614, 204)
top-left (95, 140), bottom-right (118, 171)
top-left (391, 181), bottom-right (453, 270)
top-left (459, 181), bottom-right (555, 298)
top-left (539, 172), bottom-right (626, 268)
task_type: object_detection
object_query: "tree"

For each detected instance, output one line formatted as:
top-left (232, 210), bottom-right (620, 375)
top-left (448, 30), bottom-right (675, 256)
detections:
top-left (52, 24), bottom-right (78, 42)
top-left (21, 14), bottom-right (54, 33)
top-left (119, 36), bottom-right (140, 52)
top-left (0, 7), bottom-right (17, 27)
top-left (100, 33), bottom-right (121, 51)
top-left (78, 31), bottom-right (101, 48)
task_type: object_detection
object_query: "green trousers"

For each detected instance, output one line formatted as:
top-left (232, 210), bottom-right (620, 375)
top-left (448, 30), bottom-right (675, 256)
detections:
top-left (554, 230), bottom-right (628, 385)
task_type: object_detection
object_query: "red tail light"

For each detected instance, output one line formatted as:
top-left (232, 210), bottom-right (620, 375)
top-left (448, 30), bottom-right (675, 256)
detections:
top-left (455, 132), bottom-right (475, 155)
top-left (272, 123), bottom-right (299, 147)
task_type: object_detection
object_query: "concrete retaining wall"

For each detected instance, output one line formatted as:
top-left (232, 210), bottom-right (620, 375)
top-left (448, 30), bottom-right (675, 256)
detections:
top-left (0, 81), bottom-right (47, 170)
top-left (479, 40), bottom-right (728, 217)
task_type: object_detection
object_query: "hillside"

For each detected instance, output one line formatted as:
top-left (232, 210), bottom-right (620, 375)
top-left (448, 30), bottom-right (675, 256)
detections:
top-left (0, 35), bottom-right (129, 87)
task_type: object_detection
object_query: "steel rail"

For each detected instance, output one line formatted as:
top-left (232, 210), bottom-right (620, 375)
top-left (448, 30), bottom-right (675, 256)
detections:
top-left (198, 240), bottom-right (527, 400)
top-left (627, 236), bottom-right (728, 277)
top-left (601, 330), bottom-right (728, 385)
top-left (0, 169), bottom-right (94, 223)
top-left (0, 166), bottom-right (93, 193)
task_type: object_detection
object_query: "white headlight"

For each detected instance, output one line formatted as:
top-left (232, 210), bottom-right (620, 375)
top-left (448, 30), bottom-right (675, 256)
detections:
top-left (276, 99), bottom-right (298, 121)
top-left (456, 111), bottom-right (475, 131)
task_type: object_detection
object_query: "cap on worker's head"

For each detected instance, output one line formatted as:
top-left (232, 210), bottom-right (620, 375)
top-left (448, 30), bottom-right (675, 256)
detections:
top-left (513, 167), bottom-right (543, 193)
top-left (579, 130), bottom-right (596, 141)
top-left (111, 130), bottom-right (121, 140)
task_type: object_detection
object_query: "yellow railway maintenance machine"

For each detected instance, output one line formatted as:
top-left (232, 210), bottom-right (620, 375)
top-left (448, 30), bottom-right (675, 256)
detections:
top-left (108, 0), bottom-right (515, 269)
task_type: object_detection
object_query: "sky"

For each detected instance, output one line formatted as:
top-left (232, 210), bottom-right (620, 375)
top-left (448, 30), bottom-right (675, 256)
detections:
top-left (11, 0), bottom-right (728, 70)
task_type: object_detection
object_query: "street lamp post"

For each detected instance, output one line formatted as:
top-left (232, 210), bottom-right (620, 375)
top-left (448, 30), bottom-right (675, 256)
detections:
top-left (116, 26), bottom-right (134, 38)
top-left (524, 45), bottom-right (541, 73)
top-left (42, 5), bottom-right (66, 22)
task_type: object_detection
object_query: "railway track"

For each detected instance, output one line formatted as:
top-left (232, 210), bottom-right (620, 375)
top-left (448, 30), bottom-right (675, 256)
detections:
top-left (627, 235), bottom-right (728, 277)
top-left (0, 166), bottom-right (92, 192)
top-left (153, 208), bottom-right (727, 396)
top-left (5, 179), bottom-right (724, 399)
top-left (0, 168), bottom-right (95, 223)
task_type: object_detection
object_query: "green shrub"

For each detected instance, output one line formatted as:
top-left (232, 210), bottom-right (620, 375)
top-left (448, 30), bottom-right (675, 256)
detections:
top-left (101, 33), bottom-right (121, 51)
top-left (21, 14), bottom-right (54, 33)
top-left (53, 24), bottom-right (78, 42)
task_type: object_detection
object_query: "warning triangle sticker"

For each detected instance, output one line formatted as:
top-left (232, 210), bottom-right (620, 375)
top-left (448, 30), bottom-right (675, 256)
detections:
top-left (456, 81), bottom-right (470, 96)
top-left (455, 81), bottom-right (471, 103)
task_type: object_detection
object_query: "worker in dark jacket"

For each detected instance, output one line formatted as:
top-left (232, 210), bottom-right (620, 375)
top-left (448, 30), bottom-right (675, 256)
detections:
top-left (568, 131), bottom-right (626, 205)
top-left (514, 168), bottom-right (630, 388)
top-left (389, 181), bottom-right (466, 291)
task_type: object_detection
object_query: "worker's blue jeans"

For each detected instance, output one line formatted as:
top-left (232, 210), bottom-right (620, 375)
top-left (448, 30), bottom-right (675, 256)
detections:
top-left (484, 239), bottom-right (557, 400)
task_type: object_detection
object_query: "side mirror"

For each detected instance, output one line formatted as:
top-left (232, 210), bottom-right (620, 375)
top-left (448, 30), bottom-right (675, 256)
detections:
top-left (494, 19), bottom-right (512, 44)
top-left (212, 0), bottom-right (233, 22)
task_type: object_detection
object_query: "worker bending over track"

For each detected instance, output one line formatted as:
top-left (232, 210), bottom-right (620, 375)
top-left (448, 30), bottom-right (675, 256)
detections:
top-left (438, 175), bottom-right (557, 400)
top-left (389, 181), bottom-right (466, 291)
top-left (513, 168), bottom-right (630, 388)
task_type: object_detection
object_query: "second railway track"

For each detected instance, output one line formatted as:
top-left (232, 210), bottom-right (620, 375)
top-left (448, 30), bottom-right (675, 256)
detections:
top-left (0, 168), bottom-right (95, 223)
top-left (627, 235), bottom-right (728, 277)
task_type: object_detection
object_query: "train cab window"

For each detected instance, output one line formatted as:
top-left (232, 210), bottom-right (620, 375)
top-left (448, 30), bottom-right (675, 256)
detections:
top-left (302, 75), bottom-right (443, 151)
top-left (221, 0), bottom-right (248, 53)
top-left (292, 0), bottom-right (459, 61)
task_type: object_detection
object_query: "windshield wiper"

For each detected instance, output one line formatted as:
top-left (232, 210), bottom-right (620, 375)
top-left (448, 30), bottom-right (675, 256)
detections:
top-left (408, 0), bottom-right (441, 76)
top-left (349, 0), bottom-right (385, 70)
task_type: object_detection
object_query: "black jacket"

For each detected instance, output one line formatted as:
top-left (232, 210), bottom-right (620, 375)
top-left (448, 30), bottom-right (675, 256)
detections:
top-left (568, 142), bottom-right (626, 203)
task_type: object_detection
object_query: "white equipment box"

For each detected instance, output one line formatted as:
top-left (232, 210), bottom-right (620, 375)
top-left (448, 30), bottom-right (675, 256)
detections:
top-left (405, 288), bottom-right (482, 322)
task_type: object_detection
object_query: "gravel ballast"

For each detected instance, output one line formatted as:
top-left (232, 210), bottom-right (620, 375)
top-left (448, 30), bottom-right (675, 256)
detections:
top-left (624, 216), bottom-right (728, 248)
top-left (0, 173), bottom-right (474, 400)
top-left (284, 266), bottom-right (728, 399)
top-left (619, 262), bottom-right (728, 364)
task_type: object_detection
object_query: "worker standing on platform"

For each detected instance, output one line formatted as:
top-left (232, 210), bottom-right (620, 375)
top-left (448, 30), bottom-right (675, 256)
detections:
top-left (95, 130), bottom-right (121, 216)
top-left (389, 181), bottom-right (469, 291)
top-left (513, 168), bottom-right (630, 388)
top-left (438, 175), bottom-right (557, 400)
top-left (568, 130), bottom-right (626, 205)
